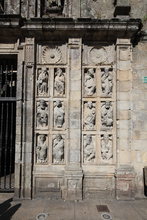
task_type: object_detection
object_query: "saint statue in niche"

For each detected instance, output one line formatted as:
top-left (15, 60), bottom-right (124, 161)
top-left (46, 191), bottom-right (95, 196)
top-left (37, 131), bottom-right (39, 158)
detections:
top-left (84, 135), bottom-right (95, 162)
top-left (101, 101), bottom-right (113, 129)
top-left (84, 68), bottom-right (96, 96)
top-left (36, 100), bottom-right (48, 128)
top-left (54, 100), bottom-right (65, 128)
top-left (84, 101), bottom-right (96, 130)
top-left (36, 134), bottom-right (48, 163)
top-left (37, 68), bottom-right (48, 96)
top-left (53, 134), bottom-right (64, 163)
top-left (54, 68), bottom-right (65, 96)
top-left (101, 68), bottom-right (113, 96)
top-left (101, 134), bottom-right (113, 160)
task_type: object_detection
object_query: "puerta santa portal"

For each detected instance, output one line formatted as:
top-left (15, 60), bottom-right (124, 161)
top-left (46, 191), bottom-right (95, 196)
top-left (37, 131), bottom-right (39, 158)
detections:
top-left (0, 0), bottom-right (147, 200)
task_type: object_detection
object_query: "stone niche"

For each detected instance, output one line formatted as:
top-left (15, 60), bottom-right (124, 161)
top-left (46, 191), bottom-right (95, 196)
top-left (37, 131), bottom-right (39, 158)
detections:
top-left (42, 0), bottom-right (65, 17)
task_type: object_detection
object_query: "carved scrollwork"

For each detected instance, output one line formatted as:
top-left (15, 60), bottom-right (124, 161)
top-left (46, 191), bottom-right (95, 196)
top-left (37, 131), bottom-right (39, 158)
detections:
top-left (84, 68), bottom-right (96, 96)
top-left (101, 134), bottom-right (113, 160)
top-left (84, 135), bottom-right (95, 163)
top-left (54, 68), bottom-right (65, 96)
top-left (36, 134), bottom-right (48, 163)
top-left (101, 68), bottom-right (113, 97)
top-left (101, 101), bottom-right (113, 129)
top-left (36, 100), bottom-right (48, 128)
top-left (37, 68), bottom-right (49, 96)
top-left (54, 100), bottom-right (65, 129)
top-left (84, 101), bottom-right (96, 130)
top-left (52, 134), bottom-right (64, 163)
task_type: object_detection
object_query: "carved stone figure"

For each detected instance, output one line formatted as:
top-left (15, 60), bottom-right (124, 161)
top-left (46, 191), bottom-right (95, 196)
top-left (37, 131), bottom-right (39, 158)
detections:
top-left (84, 101), bottom-right (96, 130)
top-left (101, 101), bottom-right (113, 129)
top-left (54, 68), bottom-right (65, 96)
top-left (47, 0), bottom-right (61, 8)
top-left (101, 69), bottom-right (113, 96)
top-left (36, 100), bottom-right (48, 128)
top-left (84, 135), bottom-right (95, 162)
top-left (84, 68), bottom-right (96, 96)
top-left (101, 134), bottom-right (113, 160)
top-left (53, 134), bottom-right (64, 163)
top-left (37, 68), bottom-right (48, 95)
top-left (36, 135), bottom-right (48, 163)
top-left (54, 100), bottom-right (65, 128)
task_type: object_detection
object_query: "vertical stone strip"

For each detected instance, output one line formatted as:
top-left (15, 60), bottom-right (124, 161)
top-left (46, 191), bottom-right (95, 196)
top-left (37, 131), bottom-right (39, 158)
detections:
top-left (116, 39), bottom-right (135, 199)
top-left (63, 38), bottom-right (83, 200)
top-left (20, 38), bottom-right (35, 199)
top-left (71, 0), bottom-right (81, 18)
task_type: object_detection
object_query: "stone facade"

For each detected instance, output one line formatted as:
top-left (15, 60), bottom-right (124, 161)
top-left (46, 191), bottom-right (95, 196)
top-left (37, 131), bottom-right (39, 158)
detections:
top-left (0, 0), bottom-right (147, 200)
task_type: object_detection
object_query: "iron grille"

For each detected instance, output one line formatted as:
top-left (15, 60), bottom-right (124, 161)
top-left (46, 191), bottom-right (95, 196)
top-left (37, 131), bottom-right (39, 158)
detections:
top-left (0, 57), bottom-right (17, 192)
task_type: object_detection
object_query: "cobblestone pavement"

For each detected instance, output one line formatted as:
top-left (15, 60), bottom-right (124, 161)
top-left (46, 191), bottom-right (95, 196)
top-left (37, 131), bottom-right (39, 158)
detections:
top-left (0, 194), bottom-right (147, 220)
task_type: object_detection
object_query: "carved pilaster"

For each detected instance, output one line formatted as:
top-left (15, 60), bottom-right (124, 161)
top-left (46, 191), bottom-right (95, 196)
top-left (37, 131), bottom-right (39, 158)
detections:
top-left (116, 39), bottom-right (135, 199)
top-left (63, 38), bottom-right (83, 200)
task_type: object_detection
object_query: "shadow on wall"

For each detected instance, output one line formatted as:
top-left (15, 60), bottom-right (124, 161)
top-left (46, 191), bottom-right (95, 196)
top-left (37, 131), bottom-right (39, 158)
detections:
top-left (0, 198), bottom-right (21, 220)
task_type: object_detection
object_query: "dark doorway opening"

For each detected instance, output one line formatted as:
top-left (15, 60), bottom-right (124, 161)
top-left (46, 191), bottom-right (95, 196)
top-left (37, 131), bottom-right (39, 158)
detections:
top-left (0, 55), bottom-right (17, 192)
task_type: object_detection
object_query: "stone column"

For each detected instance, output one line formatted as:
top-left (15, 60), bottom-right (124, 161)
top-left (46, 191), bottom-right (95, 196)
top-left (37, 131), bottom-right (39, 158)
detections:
top-left (15, 38), bottom-right (35, 199)
top-left (115, 39), bottom-right (135, 200)
top-left (62, 38), bottom-right (83, 200)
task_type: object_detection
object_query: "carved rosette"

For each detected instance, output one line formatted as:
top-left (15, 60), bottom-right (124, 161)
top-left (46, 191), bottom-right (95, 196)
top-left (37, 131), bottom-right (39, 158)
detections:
top-left (42, 46), bottom-right (62, 64)
top-left (36, 134), bottom-right (48, 164)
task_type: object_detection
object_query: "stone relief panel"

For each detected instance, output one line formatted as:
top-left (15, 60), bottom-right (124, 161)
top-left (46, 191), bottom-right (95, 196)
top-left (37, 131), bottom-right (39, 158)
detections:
top-left (36, 134), bottom-right (48, 164)
top-left (101, 101), bottom-right (113, 130)
top-left (36, 100), bottom-right (48, 129)
top-left (83, 101), bottom-right (96, 130)
top-left (101, 134), bottom-right (113, 161)
top-left (84, 68), bottom-right (96, 96)
top-left (54, 68), bottom-right (66, 96)
top-left (101, 68), bottom-right (113, 97)
top-left (54, 100), bottom-right (65, 129)
top-left (52, 134), bottom-right (65, 164)
top-left (40, 45), bottom-right (67, 65)
top-left (83, 135), bottom-right (96, 163)
top-left (37, 68), bottom-right (49, 96)
top-left (83, 45), bottom-right (115, 66)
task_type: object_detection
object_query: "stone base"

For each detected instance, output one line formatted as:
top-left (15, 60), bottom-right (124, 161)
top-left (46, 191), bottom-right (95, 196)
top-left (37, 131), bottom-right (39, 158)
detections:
top-left (62, 169), bottom-right (83, 200)
top-left (115, 166), bottom-right (135, 200)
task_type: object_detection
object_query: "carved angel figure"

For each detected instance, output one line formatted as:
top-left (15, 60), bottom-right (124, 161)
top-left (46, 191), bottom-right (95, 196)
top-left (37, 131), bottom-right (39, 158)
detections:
top-left (36, 100), bottom-right (48, 128)
top-left (101, 101), bottom-right (113, 129)
top-left (84, 101), bottom-right (96, 130)
top-left (36, 135), bottom-right (48, 163)
top-left (84, 135), bottom-right (95, 162)
top-left (101, 69), bottom-right (113, 96)
top-left (54, 100), bottom-right (65, 128)
top-left (85, 68), bottom-right (96, 96)
top-left (54, 68), bottom-right (65, 96)
top-left (53, 134), bottom-right (64, 163)
top-left (101, 134), bottom-right (113, 160)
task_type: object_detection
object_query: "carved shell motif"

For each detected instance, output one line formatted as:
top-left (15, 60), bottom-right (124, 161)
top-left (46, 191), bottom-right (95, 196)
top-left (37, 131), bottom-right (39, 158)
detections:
top-left (42, 46), bottom-right (62, 64)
